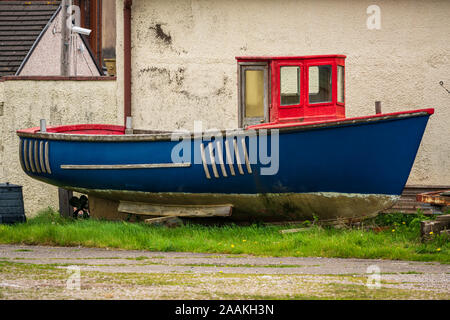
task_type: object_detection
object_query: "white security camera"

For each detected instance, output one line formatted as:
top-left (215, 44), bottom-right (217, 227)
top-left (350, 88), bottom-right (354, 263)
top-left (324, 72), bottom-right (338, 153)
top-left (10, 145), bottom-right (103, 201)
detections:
top-left (72, 26), bottom-right (92, 36)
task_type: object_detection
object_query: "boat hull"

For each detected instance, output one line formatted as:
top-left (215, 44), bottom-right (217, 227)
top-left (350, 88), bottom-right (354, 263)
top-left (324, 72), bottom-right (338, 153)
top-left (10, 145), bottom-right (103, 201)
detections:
top-left (17, 110), bottom-right (432, 221)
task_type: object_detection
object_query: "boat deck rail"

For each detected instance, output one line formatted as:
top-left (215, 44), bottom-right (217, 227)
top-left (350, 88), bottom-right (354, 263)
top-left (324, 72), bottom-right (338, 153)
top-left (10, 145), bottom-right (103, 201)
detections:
top-left (16, 108), bottom-right (434, 142)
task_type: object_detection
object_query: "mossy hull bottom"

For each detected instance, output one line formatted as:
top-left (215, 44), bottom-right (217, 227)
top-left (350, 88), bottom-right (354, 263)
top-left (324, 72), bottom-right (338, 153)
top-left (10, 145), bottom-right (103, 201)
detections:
top-left (69, 187), bottom-right (399, 222)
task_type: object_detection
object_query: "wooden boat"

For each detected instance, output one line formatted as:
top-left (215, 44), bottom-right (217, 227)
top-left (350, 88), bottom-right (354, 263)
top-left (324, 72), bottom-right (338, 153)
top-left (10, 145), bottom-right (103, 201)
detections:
top-left (16, 55), bottom-right (434, 221)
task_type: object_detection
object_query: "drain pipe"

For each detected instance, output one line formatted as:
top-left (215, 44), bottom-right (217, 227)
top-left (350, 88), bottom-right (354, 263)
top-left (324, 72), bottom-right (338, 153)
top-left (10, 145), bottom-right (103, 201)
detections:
top-left (124, 0), bottom-right (133, 126)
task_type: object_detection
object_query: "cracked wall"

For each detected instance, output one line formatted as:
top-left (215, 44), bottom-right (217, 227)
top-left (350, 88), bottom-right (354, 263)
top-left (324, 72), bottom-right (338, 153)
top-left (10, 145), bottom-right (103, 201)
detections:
top-left (0, 79), bottom-right (118, 216)
top-left (116, 0), bottom-right (450, 186)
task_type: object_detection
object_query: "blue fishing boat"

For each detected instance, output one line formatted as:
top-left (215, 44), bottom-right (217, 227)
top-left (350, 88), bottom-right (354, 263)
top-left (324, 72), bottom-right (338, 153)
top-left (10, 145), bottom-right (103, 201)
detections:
top-left (16, 55), bottom-right (434, 221)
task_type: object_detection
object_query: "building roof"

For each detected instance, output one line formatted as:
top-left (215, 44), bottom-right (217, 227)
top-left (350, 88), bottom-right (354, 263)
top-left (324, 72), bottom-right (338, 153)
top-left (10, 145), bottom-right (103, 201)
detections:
top-left (0, 1), bottom-right (61, 77)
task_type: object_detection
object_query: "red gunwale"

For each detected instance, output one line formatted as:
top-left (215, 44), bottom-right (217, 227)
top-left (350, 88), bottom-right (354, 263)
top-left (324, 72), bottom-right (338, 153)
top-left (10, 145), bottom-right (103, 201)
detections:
top-left (17, 124), bottom-right (125, 135)
top-left (247, 108), bottom-right (434, 130)
top-left (16, 109), bottom-right (434, 136)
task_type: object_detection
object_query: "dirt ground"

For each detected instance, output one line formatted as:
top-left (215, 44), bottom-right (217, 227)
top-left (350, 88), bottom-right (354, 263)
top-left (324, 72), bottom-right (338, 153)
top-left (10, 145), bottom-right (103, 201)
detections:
top-left (0, 244), bottom-right (448, 300)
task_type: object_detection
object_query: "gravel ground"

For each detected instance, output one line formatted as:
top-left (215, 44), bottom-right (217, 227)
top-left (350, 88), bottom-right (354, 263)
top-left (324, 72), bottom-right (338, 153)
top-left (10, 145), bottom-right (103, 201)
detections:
top-left (0, 244), bottom-right (448, 300)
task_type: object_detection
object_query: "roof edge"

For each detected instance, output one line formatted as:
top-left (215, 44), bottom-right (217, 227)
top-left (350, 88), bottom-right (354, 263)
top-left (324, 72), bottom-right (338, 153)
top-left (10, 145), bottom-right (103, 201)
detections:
top-left (79, 34), bottom-right (104, 75)
top-left (15, 4), bottom-right (62, 75)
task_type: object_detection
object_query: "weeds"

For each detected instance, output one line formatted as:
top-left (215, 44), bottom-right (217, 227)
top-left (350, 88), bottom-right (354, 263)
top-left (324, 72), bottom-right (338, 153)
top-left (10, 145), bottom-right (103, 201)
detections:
top-left (0, 208), bottom-right (448, 263)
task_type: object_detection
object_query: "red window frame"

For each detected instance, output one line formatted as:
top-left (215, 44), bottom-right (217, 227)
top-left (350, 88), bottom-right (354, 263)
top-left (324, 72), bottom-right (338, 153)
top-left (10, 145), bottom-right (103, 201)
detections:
top-left (306, 60), bottom-right (336, 107)
top-left (236, 55), bottom-right (346, 126)
top-left (336, 65), bottom-right (345, 106)
top-left (274, 61), bottom-right (305, 110)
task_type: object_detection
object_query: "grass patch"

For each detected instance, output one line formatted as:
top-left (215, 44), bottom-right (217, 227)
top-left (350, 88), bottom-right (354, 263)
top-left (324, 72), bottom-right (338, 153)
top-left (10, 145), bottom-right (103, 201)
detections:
top-left (129, 256), bottom-right (150, 261)
top-left (178, 263), bottom-right (319, 268)
top-left (0, 208), bottom-right (448, 263)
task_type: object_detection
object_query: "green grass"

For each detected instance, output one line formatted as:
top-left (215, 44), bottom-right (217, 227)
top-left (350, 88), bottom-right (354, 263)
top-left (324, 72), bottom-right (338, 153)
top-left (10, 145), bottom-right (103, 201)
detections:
top-left (0, 208), bottom-right (448, 263)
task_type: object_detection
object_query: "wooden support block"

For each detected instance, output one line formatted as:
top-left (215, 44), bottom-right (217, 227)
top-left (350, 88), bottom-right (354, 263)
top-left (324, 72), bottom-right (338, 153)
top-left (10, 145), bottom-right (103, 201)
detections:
top-left (58, 188), bottom-right (73, 218)
top-left (88, 196), bottom-right (131, 221)
top-left (144, 216), bottom-right (183, 228)
top-left (118, 201), bottom-right (233, 217)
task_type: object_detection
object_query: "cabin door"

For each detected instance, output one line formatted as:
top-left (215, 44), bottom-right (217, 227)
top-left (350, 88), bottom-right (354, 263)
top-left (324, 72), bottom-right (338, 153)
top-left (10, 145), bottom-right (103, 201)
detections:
top-left (239, 64), bottom-right (269, 127)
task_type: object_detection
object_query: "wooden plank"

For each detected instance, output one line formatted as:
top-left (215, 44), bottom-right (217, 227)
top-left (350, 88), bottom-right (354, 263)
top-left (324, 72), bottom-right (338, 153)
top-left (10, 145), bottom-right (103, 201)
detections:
top-left (436, 214), bottom-right (450, 223)
top-left (279, 227), bottom-right (312, 234)
top-left (144, 216), bottom-right (183, 228)
top-left (145, 216), bottom-right (177, 223)
top-left (118, 201), bottom-right (233, 217)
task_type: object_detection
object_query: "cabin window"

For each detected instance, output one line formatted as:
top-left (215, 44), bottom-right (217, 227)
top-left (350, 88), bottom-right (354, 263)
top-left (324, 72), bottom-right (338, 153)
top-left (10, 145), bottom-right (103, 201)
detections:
top-left (238, 63), bottom-right (269, 127)
top-left (245, 70), bottom-right (265, 118)
top-left (309, 65), bottom-right (332, 104)
top-left (280, 66), bottom-right (300, 106)
top-left (337, 65), bottom-right (344, 103)
top-left (237, 55), bottom-right (346, 126)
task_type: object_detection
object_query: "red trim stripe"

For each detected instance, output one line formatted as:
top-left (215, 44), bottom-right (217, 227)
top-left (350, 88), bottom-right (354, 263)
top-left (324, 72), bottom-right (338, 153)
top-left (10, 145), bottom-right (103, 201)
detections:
top-left (247, 109), bottom-right (434, 130)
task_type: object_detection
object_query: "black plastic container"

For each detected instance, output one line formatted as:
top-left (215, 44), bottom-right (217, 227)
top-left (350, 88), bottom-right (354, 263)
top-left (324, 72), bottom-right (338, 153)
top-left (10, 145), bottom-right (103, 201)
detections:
top-left (0, 183), bottom-right (26, 224)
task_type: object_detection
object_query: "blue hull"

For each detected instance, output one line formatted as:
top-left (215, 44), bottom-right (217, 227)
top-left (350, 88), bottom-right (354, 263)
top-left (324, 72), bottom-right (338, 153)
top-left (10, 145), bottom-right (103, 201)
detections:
top-left (17, 112), bottom-right (431, 221)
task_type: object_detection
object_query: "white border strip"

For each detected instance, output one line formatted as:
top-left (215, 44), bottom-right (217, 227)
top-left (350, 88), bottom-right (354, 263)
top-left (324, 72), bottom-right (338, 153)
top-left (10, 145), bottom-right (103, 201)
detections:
top-left (208, 142), bottom-right (219, 178)
top-left (33, 140), bottom-right (41, 173)
top-left (28, 140), bottom-right (36, 173)
top-left (200, 143), bottom-right (211, 179)
top-left (39, 141), bottom-right (47, 173)
top-left (233, 139), bottom-right (244, 175)
top-left (241, 137), bottom-right (252, 174)
top-left (44, 141), bottom-right (52, 174)
top-left (61, 163), bottom-right (191, 170)
top-left (224, 140), bottom-right (236, 176)
top-left (216, 140), bottom-right (227, 178)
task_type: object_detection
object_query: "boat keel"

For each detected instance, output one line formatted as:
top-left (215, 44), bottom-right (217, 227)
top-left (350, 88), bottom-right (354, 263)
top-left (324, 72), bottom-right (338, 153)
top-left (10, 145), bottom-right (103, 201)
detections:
top-left (69, 187), bottom-right (399, 222)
